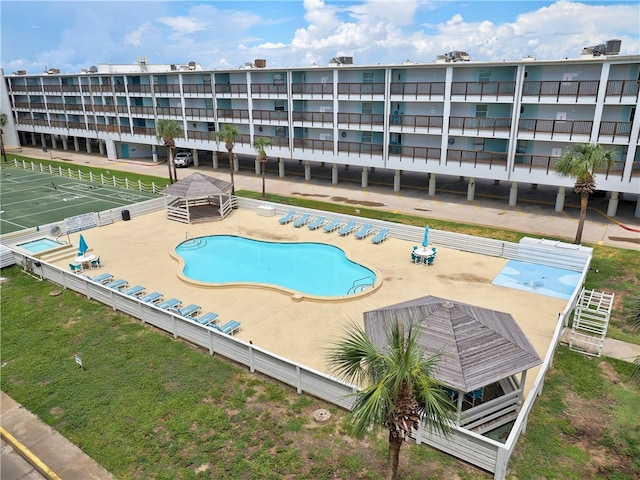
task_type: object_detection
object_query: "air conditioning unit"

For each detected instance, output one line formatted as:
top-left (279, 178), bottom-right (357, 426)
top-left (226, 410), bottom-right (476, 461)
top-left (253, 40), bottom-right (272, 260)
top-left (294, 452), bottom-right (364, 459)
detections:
top-left (254, 59), bottom-right (267, 68)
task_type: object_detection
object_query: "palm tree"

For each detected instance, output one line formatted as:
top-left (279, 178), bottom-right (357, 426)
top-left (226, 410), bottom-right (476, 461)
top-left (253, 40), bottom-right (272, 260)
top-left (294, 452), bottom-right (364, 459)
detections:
top-left (327, 320), bottom-right (454, 480)
top-left (554, 143), bottom-right (615, 244)
top-left (253, 136), bottom-right (272, 199)
top-left (215, 123), bottom-right (239, 194)
top-left (0, 112), bottom-right (8, 163)
top-left (156, 119), bottom-right (183, 184)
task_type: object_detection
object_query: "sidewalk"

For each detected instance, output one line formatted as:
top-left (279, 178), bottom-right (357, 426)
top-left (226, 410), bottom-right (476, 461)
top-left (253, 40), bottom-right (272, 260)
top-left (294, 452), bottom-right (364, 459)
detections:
top-left (2, 146), bottom-right (639, 478)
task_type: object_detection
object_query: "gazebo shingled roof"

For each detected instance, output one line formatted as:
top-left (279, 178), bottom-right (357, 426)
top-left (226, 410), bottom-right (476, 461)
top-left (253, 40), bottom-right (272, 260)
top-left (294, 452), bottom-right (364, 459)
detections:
top-left (160, 172), bottom-right (232, 198)
top-left (363, 295), bottom-right (542, 393)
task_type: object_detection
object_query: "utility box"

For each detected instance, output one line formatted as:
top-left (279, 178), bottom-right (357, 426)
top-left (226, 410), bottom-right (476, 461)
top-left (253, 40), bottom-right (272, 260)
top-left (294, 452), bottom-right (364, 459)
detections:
top-left (121, 209), bottom-right (131, 221)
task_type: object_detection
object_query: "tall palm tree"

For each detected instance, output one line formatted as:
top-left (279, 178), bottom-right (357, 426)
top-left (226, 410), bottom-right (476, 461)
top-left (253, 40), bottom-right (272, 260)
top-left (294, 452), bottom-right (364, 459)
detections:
top-left (327, 320), bottom-right (454, 480)
top-left (253, 136), bottom-right (272, 199)
top-left (554, 143), bottom-right (615, 244)
top-left (0, 112), bottom-right (8, 163)
top-left (156, 119), bottom-right (183, 184)
top-left (215, 123), bottom-right (239, 194)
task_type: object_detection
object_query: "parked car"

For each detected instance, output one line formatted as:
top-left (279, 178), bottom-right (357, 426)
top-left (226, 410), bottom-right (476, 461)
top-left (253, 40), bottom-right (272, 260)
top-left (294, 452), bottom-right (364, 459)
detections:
top-left (174, 151), bottom-right (193, 167)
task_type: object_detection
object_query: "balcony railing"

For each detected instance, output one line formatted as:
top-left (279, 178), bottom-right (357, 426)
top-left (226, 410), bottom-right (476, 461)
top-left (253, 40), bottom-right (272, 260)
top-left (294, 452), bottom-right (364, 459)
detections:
top-left (388, 145), bottom-right (441, 162)
top-left (114, 85), bottom-right (126, 93)
top-left (120, 125), bottom-right (132, 135)
top-left (129, 105), bottom-right (154, 115)
top-left (216, 108), bottom-right (249, 121)
top-left (446, 149), bottom-right (508, 169)
top-left (389, 114), bottom-right (443, 131)
top-left (257, 135), bottom-right (290, 147)
top-left (522, 80), bottom-right (599, 99)
top-left (187, 130), bottom-right (216, 141)
top-left (132, 126), bottom-right (156, 136)
top-left (99, 85), bottom-right (113, 93)
top-left (252, 110), bottom-right (289, 121)
top-left (64, 104), bottom-right (85, 112)
top-left (12, 101), bottom-right (30, 109)
top-left (154, 84), bottom-right (181, 94)
top-left (293, 138), bottom-right (334, 152)
top-left (389, 82), bottom-right (446, 98)
top-left (183, 84), bottom-right (213, 95)
top-left (127, 85), bottom-right (152, 94)
top-left (156, 106), bottom-right (183, 117)
top-left (337, 112), bottom-right (384, 126)
top-left (68, 121), bottom-right (87, 130)
top-left (450, 81), bottom-right (516, 98)
top-left (512, 154), bottom-right (625, 180)
top-left (117, 105), bottom-right (129, 114)
top-left (598, 121), bottom-right (632, 140)
top-left (250, 84), bottom-right (288, 95)
top-left (291, 111), bottom-right (334, 125)
top-left (337, 83), bottom-right (385, 96)
top-left (338, 141), bottom-right (384, 156)
top-left (291, 83), bottom-right (334, 96)
top-left (47, 103), bottom-right (65, 111)
top-left (449, 116), bottom-right (511, 133)
top-left (518, 118), bottom-right (592, 138)
top-left (605, 79), bottom-right (640, 99)
top-left (50, 120), bottom-right (67, 129)
top-left (43, 85), bottom-right (61, 93)
top-left (95, 124), bottom-right (120, 133)
top-left (27, 85), bottom-right (42, 92)
top-left (61, 85), bottom-right (81, 93)
top-left (214, 84), bottom-right (248, 95)
top-left (184, 107), bottom-right (215, 119)
top-left (30, 102), bottom-right (46, 110)
top-left (92, 104), bottom-right (116, 113)
top-left (9, 84), bottom-right (27, 92)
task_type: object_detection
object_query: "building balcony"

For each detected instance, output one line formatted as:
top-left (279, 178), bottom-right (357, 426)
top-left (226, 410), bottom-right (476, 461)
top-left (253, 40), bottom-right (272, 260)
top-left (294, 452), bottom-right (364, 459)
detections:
top-left (131, 126), bottom-right (156, 136)
top-left (216, 108), bottom-right (249, 122)
top-left (514, 154), bottom-right (626, 180)
top-left (252, 110), bottom-right (289, 122)
top-left (95, 124), bottom-right (120, 133)
top-left (68, 121), bottom-right (88, 130)
top-left (389, 114), bottom-right (444, 132)
top-left (183, 84), bottom-right (213, 95)
top-left (187, 130), bottom-right (216, 142)
top-left (26, 85), bottom-right (43, 92)
top-left (518, 118), bottom-right (593, 140)
top-left (338, 141), bottom-right (384, 157)
top-left (522, 80), bottom-right (599, 100)
top-left (446, 149), bottom-right (508, 169)
top-left (450, 81), bottom-right (516, 99)
top-left (12, 101), bottom-right (30, 109)
top-left (293, 138), bottom-right (334, 153)
top-left (291, 111), bottom-right (334, 126)
top-left (388, 145), bottom-right (441, 162)
top-left (127, 85), bottom-right (152, 94)
top-left (337, 112), bottom-right (384, 127)
top-left (47, 103), bottom-right (66, 112)
top-left (30, 102), bottom-right (46, 110)
top-left (250, 84), bottom-right (287, 96)
top-left (98, 85), bottom-right (113, 93)
top-left (50, 120), bottom-right (67, 129)
top-left (153, 84), bottom-right (181, 95)
top-left (337, 83), bottom-right (385, 98)
top-left (605, 79), bottom-right (640, 101)
top-left (184, 107), bottom-right (215, 120)
top-left (117, 105), bottom-right (129, 114)
top-left (389, 82), bottom-right (446, 99)
top-left (291, 83), bottom-right (333, 97)
top-left (114, 85), bottom-right (126, 93)
top-left (598, 121), bottom-right (633, 141)
top-left (64, 104), bottom-right (85, 112)
top-left (257, 135), bottom-right (290, 148)
top-left (449, 116), bottom-right (511, 135)
top-left (120, 125), bottom-right (132, 135)
top-left (91, 104), bottom-right (116, 113)
top-left (43, 85), bottom-right (61, 93)
top-left (61, 85), bottom-right (81, 93)
top-left (156, 106), bottom-right (183, 117)
top-left (9, 84), bottom-right (27, 92)
top-left (214, 83), bottom-right (248, 95)
top-left (129, 105), bottom-right (154, 115)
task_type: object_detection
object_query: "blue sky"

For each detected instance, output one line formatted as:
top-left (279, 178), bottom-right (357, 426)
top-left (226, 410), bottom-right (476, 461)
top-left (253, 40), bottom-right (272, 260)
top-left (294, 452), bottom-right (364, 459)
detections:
top-left (1, 0), bottom-right (638, 74)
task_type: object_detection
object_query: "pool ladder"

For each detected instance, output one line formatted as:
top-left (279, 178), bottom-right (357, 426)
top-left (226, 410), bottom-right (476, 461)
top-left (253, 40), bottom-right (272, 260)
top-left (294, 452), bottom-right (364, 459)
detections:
top-left (183, 232), bottom-right (206, 249)
top-left (347, 276), bottom-right (375, 295)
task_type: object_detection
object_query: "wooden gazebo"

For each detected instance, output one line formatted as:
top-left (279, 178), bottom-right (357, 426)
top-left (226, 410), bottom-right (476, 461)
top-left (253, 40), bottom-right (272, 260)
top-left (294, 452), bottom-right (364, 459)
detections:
top-left (160, 173), bottom-right (233, 223)
top-left (363, 295), bottom-right (542, 433)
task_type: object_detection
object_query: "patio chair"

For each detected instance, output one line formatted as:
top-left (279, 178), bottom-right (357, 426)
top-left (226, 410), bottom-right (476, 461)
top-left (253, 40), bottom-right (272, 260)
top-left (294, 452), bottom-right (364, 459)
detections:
top-left (157, 298), bottom-right (182, 310)
top-left (293, 213), bottom-right (311, 228)
top-left (463, 387), bottom-right (484, 407)
top-left (90, 272), bottom-right (113, 284)
top-left (371, 228), bottom-right (389, 244)
top-left (323, 218), bottom-right (342, 233)
top-left (410, 245), bottom-right (420, 263)
top-left (122, 285), bottom-right (145, 297)
top-left (105, 279), bottom-right (128, 290)
top-left (196, 312), bottom-right (219, 326)
top-left (338, 221), bottom-right (357, 236)
top-left (69, 262), bottom-right (83, 274)
top-left (354, 224), bottom-right (372, 240)
top-left (90, 256), bottom-right (101, 269)
top-left (140, 292), bottom-right (163, 304)
top-left (425, 248), bottom-right (437, 266)
top-left (278, 210), bottom-right (296, 225)
top-left (307, 216), bottom-right (326, 230)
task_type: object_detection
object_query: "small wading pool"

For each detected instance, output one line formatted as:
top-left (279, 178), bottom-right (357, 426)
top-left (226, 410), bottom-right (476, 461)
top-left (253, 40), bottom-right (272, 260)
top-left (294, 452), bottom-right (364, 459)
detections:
top-left (16, 238), bottom-right (65, 254)
top-left (173, 235), bottom-right (378, 298)
top-left (492, 259), bottom-right (582, 300)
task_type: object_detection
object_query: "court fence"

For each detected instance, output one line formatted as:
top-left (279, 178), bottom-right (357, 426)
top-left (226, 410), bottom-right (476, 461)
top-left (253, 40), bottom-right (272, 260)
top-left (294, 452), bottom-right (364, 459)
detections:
top-left (1, 199), bottom-right (593, 479)
top-left (9, 158), bottom-right (166, 194)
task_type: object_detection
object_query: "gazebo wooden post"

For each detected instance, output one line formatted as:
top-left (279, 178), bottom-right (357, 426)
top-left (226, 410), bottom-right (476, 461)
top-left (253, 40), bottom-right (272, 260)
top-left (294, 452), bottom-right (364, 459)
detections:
top-left (456, 390), bottom-right (464, 425)
top-left (517, 370), bottom-right (527, 405)
top-left (186, 199), bottom-right (190, 223)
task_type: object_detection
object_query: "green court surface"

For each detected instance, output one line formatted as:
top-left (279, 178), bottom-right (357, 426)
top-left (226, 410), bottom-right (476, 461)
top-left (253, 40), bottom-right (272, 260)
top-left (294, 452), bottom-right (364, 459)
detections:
top-left (0, 166), bottom-right (159, 235)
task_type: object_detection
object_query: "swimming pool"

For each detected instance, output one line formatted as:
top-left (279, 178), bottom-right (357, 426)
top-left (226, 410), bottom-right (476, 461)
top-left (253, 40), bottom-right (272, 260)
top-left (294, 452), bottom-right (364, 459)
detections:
top-left (16, 238), bottom-right (65, 254)
top-left (492, 260), bottom-right (582, 300)
top-left (173, 235), bottom-right (378, 299)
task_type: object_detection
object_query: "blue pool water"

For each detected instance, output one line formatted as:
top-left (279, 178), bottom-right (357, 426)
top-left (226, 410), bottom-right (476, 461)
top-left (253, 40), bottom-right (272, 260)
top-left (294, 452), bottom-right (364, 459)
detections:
top-left (492, 260), bottom-right (582, 300)
top-left (17, 238), bottom-right (64, 253)
top-left (175, 235), bottom-right (376, 297)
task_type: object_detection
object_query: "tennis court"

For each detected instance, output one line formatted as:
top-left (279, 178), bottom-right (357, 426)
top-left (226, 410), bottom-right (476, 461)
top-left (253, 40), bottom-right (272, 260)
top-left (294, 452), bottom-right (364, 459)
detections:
top-left (0, 166), bottom-right (159, 235)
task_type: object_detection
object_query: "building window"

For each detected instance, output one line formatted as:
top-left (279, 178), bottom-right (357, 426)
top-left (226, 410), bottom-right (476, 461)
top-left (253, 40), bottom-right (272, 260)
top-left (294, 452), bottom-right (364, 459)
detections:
top-left (475, 104), bottom-right (488, 118)
top-left (362, 102), bottom-right (373, 114)
top-left (363, 72), bottom-right (374, 83)
top-left (274, 100), bottom-right (285, 111)
top-left (479, 70), bottom-right (491, 82)
top-left (273, 73), bottom-right (285, 85)
top-left (362, 132), bottom-right (372, 143)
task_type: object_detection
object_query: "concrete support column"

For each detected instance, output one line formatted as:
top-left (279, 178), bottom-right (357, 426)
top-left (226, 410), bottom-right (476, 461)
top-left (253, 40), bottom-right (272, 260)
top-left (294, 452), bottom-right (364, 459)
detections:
top-left (233, 153), bottom-right (239, 171)
top-left (254, 156), bottom-right (261, 175)
top-left (607, 192), bottom-right (619, 217)
top-left (278, 158), bottom-right (285, 178)
top-left (51, 136), bottom-right (58, 149)
top-left (86, 139), bottom-right (92, 154)
top-left (105, 139), bottom-right (117, 159)
top-left (99, 140), bottom-right (106, 156)
top-left (361, 167), bottom-right (369, 188)
top-left (192, 149), bottom-right (199, 167)
top-left (304, 161), bottom-right (311, 181)
top-left (635, 198), bottom-right (640, 218)
top-left (62, 136), bottom-right (68, 150)
top-left (467, 177), bottom-right (476, 201)
top-left (393, 169), bottom-right (401, 192)
top-left (73, 137), bottom-right (80, 152)
top-left (152, 147), bottom-right (158, 163)
top-left (509, 182), bottom-right (518, 207)
top-left (40, 133), bottom-right (46, 149)
top-left (555, 186), bottom-right (566, 212)
top-left (31, 132), bottom-right (37, 146)
top-left (332, 163), bottom-right (338, 185)
top-left (428, 173), bottom-right (437, 196)
top-left (212, 151), bottom-right (218, 169)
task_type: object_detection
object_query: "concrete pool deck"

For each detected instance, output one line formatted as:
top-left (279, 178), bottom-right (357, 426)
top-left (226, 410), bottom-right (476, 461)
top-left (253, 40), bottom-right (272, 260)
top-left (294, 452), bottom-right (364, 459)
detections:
top-left (53, 208), bottom-right (567, 396)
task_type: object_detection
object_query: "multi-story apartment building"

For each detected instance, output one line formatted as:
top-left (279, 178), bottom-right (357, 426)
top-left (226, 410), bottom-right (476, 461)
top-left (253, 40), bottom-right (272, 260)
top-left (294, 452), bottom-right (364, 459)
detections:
top-left (2, 53), bottom-right (639, 217)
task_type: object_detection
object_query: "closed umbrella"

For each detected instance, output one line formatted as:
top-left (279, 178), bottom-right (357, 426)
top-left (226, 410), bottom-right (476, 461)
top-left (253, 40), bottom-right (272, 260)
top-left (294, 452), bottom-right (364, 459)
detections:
top-left (78, 234), bottom-right (89, 256)
top-left (422, 225), bottom-right (430, 247)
